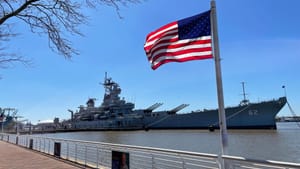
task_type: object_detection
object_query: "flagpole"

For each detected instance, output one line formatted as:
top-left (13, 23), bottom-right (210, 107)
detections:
top-left (210, 0), bottom-right (228, 158)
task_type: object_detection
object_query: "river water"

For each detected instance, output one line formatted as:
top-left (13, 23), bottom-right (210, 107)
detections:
top-left (40, 122), bottom-right (300, 163)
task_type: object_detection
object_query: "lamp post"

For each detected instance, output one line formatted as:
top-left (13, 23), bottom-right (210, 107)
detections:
top-left (15, 116), bottom-right (24, 135)
top-left (282, 85), bottom-right (287, 97)
top-left (1, 119), bottom-right (3, 133)
top-left (29, 121), bottom-right (32, 134)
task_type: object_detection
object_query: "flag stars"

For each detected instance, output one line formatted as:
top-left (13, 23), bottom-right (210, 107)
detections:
top-left (178, 11), bottom-right (211, 40)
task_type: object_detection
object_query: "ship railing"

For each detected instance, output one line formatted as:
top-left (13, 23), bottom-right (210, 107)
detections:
top-left (1, 133), bottom-right (300, 169)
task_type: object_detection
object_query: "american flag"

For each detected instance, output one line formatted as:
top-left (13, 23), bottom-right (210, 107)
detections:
top-left (144, 10), bottom-right (213, 70)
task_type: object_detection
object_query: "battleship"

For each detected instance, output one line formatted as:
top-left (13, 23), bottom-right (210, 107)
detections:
top-left (0, 108), bottom-right (16, 131)
top-left (65, 73), bottom-right (287, 131)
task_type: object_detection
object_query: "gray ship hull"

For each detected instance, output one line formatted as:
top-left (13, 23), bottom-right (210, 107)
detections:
top-left (68, 97), bottom-right (286, 131)
top-left (145, 97), bottom-right (287, 130)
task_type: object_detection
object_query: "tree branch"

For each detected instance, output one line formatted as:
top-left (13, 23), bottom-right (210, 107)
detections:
top-left (0, 0), bottom-right (140, 70)
top-left (0, 0), bottom-right (39, 25)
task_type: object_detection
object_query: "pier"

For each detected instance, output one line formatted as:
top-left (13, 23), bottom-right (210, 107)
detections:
top-left (0, 141), bottom-right (90, 169)
top-left (1, 133), bottom-right (300, 169)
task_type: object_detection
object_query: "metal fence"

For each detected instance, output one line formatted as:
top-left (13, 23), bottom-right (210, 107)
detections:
top-left (1, 133), bottom-right (300, 169)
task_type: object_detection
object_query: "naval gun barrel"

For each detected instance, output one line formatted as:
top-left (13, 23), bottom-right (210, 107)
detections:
top-left (145, 103), bottom-right (163, 112)
top-left (169, 104), bottom-right (189, 114)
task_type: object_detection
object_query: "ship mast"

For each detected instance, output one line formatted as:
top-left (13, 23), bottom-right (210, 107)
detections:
top-left (103, 72), bottom-right (116, 98)
top-left (241, 82), bottom-right (249, 105)
top-left (101, 72), bottom-right (122, 107)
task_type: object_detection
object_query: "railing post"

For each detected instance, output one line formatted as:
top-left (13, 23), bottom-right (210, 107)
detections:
top-left (16, 136), bottom-right (18, 145)
top-left (96, 147), bottom-right (99, 168)
top-left (54, 142), bottom-right (61, 158)
top-left (67, 142), bottom-right (69, 160)
top-left (152, 153), bottom-right (155, 169)
top-left (180, 154), bottom-right (186, 169)
top-left (85, 145), bottom-right (87, 166)
top-left (29, 139), bottom-right (33, 149)
top-left (39, 138), bottom-right (41, 151)
top-left (48, 139), bottom-right (50, 154)
top-left (219, 155), bottom-right (230, 169)
top-left (43, 138), bottom-right (45, 153)
top-left (75, 143), bottom-right (77, 162)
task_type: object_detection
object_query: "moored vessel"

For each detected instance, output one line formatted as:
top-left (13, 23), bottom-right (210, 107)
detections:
top-left (0, 108), bottom-right (16, 132)
top-left (64, 73), bottom-right (286, 130)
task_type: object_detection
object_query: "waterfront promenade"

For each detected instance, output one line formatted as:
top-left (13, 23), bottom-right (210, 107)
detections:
top-left (0, 141), bottom-right (90, 169)
top-left (1, 133), bottom-right (300, 169)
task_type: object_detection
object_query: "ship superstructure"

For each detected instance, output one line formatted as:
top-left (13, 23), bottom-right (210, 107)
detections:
top-left (0, 108), bottom-right (16, 131)
top-left (71, 73), bottom-right (146, 129)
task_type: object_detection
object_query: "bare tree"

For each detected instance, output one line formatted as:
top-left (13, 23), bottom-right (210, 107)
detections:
top-left (0, 0), bottom-right (139, 70)
top-left (0, 23), bottom-right (31, 70)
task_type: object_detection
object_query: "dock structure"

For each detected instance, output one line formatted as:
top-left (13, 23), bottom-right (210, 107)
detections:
top-left (0, 141), bottom-right (90, 169)
top-left (1, 133), bottom-right (300, 169)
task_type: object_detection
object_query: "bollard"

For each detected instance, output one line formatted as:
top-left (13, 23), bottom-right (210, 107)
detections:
top-left (54, 142), bottom-right (61, 158)
top-left (29, 139), bottom-right (33, 149)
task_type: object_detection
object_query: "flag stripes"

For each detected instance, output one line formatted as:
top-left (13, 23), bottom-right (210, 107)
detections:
top-left (144, 11), bottom-right (212, 70)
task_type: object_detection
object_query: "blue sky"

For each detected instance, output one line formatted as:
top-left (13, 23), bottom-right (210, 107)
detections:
top-left (1, 0), bottom-right (299, 124)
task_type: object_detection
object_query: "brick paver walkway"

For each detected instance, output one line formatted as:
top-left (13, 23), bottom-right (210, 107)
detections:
top-left (0, 141), bottom-right (87, 169)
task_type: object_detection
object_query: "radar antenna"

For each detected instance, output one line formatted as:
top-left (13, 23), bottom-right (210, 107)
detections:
top-left (240, 82), bottom-right (249, 105)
